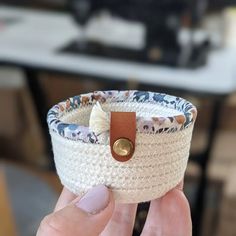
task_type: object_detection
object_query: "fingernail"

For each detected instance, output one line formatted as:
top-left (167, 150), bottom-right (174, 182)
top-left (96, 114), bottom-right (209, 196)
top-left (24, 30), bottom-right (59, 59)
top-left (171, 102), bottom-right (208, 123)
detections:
top-left (76, 185), bottom-right (110, 214)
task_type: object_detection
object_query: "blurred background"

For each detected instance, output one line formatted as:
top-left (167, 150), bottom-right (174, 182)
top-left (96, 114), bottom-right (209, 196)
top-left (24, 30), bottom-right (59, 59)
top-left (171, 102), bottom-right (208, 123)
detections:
top-left (0, 0), bottom-right (236, 235)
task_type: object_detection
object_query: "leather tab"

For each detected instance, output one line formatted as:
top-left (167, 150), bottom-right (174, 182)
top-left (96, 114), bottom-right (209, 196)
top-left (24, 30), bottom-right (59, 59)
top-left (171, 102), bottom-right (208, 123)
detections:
top-left (110, 112), bottom-right (136, 162)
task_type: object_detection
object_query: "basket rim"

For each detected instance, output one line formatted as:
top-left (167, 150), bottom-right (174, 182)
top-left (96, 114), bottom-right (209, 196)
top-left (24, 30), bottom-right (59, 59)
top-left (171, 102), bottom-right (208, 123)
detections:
top-left (47, 90), bottom-right (197, 143)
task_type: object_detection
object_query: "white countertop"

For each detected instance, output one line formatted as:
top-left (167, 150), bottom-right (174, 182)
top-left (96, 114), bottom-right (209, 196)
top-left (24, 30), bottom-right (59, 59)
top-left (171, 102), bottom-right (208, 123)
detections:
top-left (1, 5), bottom-right (236, 95)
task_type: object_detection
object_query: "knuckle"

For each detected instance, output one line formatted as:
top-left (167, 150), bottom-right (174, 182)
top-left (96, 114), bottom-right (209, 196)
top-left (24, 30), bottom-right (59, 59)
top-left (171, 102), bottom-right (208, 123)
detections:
top-left (38, 214), bottom-right (63, 236)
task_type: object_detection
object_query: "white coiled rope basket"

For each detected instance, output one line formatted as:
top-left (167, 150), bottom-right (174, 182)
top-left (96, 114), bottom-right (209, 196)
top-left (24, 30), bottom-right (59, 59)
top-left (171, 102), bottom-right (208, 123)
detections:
top-left (47, 90), bottom-right (197, 203)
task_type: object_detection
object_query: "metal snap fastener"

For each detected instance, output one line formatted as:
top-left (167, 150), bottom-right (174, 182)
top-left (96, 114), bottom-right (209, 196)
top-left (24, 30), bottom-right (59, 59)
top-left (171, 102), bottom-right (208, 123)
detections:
top-left (113, 138), bottom-right (133, 157)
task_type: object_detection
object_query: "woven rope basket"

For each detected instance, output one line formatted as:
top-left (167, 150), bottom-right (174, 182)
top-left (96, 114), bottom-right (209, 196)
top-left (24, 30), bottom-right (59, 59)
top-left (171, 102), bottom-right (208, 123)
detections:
top-left (47, 90), bottom-right (197, 203)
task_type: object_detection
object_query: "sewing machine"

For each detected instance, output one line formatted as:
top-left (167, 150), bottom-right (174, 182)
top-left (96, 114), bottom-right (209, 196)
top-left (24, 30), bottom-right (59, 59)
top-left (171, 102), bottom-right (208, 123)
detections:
top-left (62, 0), bottom-right (210, 68)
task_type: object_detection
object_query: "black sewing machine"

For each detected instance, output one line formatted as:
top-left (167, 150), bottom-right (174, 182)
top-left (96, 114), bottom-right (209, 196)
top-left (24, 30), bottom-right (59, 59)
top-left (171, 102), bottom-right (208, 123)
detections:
top-left (61, 0), bottom-right (210, 68)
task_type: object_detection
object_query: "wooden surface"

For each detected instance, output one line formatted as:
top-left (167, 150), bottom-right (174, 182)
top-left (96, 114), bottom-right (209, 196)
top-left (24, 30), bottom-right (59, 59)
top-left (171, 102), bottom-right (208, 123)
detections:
top-left (0, 167), bottom-right (17, 236)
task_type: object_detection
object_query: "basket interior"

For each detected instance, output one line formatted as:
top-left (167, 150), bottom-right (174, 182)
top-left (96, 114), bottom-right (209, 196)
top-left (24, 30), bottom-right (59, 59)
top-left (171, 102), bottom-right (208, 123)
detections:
top-left (61, 102), bottom-right (183, 126)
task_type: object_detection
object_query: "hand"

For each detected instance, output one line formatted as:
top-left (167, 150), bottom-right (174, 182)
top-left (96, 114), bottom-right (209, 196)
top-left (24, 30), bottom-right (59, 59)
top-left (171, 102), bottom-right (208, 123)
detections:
top-left (37, 183), bottom-right (191, 236)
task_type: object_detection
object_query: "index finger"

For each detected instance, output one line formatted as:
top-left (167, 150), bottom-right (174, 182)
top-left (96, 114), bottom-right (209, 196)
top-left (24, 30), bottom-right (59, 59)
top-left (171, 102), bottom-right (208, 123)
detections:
top-left (54, 187), bottom-right (77, 212)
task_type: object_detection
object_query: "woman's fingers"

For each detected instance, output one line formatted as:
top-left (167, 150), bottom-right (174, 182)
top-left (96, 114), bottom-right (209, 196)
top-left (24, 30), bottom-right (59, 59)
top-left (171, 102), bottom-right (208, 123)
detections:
top-left (101, 203), bottom-right (138, 236)
top-left (37, 185), bottom-right (115, 236)
top-left (51, 181), bottom-right (188, 236)
top-left (54, 188), bottom-right (138, 236)
top-left (141, 189), bottom-right (192, 236)
top-left (141, 198), bottom-right (163, 236)
top-left (54, 187), bottom-right (77, 212)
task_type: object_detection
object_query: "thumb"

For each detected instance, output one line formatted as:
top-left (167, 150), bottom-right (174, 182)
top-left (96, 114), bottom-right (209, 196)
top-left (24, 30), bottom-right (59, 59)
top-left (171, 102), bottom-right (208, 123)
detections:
top-left (37, 185), bottom-right (115, 236)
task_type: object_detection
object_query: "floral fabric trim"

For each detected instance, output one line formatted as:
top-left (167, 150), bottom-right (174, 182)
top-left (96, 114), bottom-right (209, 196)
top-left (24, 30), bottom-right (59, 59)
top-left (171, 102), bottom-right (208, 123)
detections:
top-left (47, 90), bottom-right (197, 144)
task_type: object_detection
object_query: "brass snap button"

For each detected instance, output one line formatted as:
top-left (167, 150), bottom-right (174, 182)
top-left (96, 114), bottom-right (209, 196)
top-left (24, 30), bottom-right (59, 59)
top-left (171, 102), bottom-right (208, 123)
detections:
top-left (113, 138), bottom-right (133, 157)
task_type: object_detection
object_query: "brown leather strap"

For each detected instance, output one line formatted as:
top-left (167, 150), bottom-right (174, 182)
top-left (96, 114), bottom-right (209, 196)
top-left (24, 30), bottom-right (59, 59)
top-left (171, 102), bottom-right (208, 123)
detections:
top-left (110, 112), bottom-right (136, 162)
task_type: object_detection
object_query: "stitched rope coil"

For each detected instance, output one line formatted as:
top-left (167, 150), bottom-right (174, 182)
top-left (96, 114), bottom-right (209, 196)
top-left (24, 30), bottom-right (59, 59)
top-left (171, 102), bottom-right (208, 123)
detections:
top-left (48, 90), bottom-right (197, 203)
top-left (50, 126), bottom-right (193, 203)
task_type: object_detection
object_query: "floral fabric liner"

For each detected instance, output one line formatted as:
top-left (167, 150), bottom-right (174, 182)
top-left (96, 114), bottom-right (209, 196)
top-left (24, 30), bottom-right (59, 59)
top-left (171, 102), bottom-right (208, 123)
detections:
top-left (47, 90), bottom-right (197, 144)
